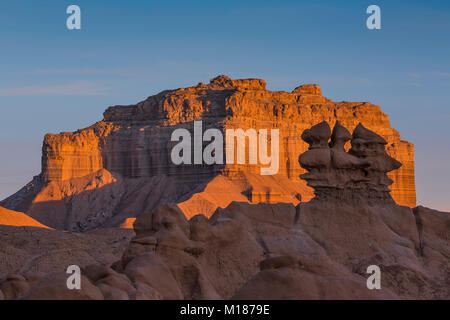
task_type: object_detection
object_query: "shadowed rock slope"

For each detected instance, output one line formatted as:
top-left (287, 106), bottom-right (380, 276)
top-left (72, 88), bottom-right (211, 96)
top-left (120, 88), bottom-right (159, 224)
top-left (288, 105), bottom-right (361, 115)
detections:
top-left (0, 170), bottom-right (312, 231)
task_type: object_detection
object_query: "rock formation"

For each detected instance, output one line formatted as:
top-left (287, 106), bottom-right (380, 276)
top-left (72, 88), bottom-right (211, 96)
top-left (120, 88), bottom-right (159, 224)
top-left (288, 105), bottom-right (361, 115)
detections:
top-left (0, 122), bottom-right (447, 300)
top-left (2, 76), bottom-right (416, 220)
top-left (0, 76), bottom-right (416, 230)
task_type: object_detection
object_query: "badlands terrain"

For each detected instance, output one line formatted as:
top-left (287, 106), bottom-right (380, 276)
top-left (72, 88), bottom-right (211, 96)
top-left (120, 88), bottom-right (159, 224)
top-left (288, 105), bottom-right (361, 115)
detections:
top-left (0, 76), bottom-right (448, 300)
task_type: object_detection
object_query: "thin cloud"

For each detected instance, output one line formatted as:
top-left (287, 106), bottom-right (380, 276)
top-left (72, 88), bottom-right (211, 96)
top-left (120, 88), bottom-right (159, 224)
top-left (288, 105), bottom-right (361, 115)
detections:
top-left (30, 68), bottom-right (137, 76)
top-left (312, 75), bottom-right (374, 88)
top-left (265, 75), bottom-right (376, 91)
top-left (433, 72), bottom-right (450, 78)
top-left (408, 73), bottom-right (421, 79)
top-left (0, 81), bottom-right (111, 96)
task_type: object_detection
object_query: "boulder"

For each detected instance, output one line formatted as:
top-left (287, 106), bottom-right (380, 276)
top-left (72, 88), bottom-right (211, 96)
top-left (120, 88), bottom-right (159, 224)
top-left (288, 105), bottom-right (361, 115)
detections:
top-left (124, 253), bottom-right (183, 300)
top-left (97, 283), bottom-right (129, 300)
top-left (0, 274), bottom-right (29, 300)
top-left (95, 273), bottom-right (134, 294)
top-left (130, 282), bottom-right (163, 300)
top-left (21, 272), bottom-right (103, 300)
top-left (83, 265), bottom-right (115, 283)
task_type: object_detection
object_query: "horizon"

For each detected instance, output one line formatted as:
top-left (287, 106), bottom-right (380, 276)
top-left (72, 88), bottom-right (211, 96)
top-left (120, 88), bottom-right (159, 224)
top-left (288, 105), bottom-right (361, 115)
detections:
top-left (1, 0), bottom-right (449, 211)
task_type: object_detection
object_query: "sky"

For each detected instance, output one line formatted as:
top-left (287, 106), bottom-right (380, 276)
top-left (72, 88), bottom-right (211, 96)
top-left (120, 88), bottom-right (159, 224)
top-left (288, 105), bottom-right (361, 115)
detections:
top-left (0, 0), bottom-right (449, 211)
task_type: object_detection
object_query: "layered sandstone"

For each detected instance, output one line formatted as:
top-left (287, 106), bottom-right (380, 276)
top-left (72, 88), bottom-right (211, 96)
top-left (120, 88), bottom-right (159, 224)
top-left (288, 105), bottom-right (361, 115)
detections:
top-left (33, 75), bottom-right (415, 207)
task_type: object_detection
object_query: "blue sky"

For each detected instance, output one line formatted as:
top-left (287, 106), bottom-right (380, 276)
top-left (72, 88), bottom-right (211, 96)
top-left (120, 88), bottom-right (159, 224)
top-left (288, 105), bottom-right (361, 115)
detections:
top-left (0, 0), bottom-right (449, 210)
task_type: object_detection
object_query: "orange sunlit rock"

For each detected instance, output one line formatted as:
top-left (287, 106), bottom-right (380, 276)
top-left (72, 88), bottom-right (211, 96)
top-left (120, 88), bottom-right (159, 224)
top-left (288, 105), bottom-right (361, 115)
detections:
top-left (0, 206), bottom-right (50, 229)
top-left (120, 218), bottom-right (136, 229)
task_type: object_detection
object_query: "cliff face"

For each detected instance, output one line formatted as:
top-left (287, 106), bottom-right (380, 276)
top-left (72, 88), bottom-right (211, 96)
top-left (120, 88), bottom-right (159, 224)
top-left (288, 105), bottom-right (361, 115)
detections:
top-left (40, 75), bottom-right (415, 207)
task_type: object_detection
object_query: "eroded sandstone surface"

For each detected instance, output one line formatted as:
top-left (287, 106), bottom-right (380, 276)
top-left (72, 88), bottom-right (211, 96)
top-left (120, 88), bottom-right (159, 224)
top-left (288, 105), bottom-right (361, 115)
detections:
top-left (1, 195), bottom-right (448, 299)
top-left (1, 76), bottom-right (416, 230)
top-left (2, 198), bottom-right (448, 300)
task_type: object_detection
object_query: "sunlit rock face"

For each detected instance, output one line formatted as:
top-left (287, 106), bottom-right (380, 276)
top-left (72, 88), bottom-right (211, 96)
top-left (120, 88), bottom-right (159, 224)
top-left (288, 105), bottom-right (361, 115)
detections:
top-left (40, 75), bottom-right (415, 207)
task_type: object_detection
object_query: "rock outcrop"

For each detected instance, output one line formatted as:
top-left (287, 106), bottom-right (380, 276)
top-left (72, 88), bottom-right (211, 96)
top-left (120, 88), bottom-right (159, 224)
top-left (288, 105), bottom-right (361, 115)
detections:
top-left (3, 76), bottom-right (415, 215)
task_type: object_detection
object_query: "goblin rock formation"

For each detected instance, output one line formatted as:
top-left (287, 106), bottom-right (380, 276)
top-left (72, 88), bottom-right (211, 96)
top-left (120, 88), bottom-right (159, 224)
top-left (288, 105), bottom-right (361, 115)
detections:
top-left (299, 121), bottom-right (402, 204)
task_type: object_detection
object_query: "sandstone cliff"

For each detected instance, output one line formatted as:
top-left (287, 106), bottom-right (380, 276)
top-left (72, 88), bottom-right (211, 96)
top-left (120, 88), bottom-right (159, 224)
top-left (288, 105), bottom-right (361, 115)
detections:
top-left (40, 75), bottom-right (415, 205)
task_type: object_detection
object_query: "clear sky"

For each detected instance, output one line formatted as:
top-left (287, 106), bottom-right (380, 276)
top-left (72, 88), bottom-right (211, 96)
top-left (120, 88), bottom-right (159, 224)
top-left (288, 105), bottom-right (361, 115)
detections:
top-left (0, 0), bottom-right (449, 211)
